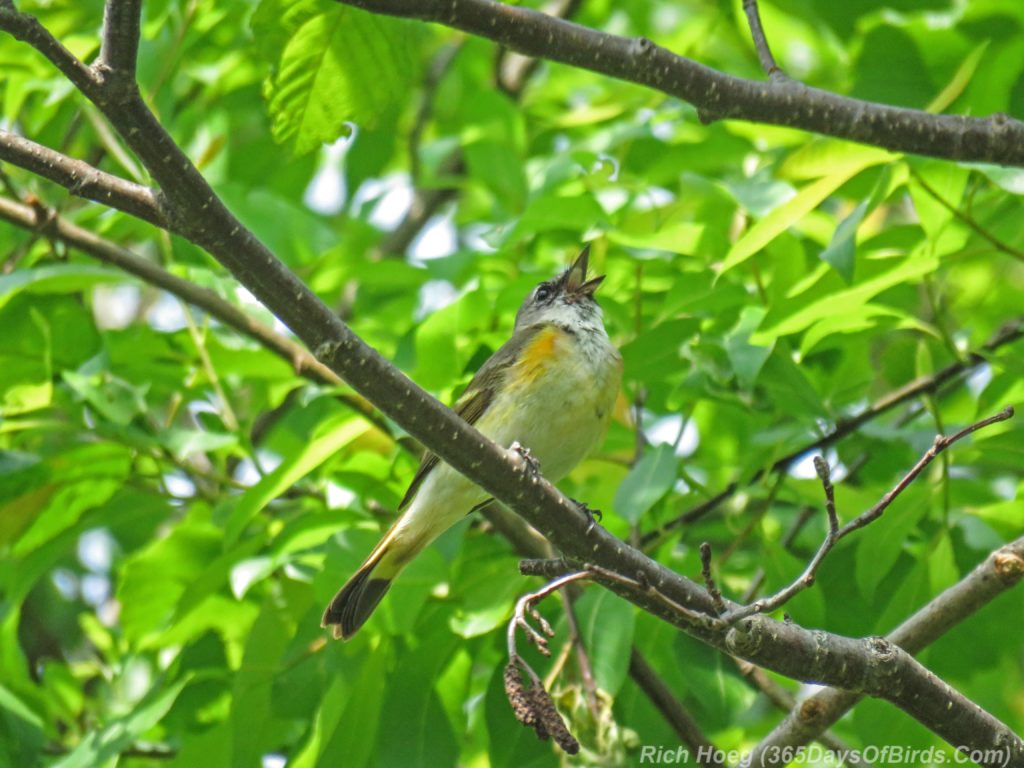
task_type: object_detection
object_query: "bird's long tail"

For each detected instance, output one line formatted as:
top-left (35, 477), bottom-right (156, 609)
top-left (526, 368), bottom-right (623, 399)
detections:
top-left (321, 524), bottom-right (406, 640)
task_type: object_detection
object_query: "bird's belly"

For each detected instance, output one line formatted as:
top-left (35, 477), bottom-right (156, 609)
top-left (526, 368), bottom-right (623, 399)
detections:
top-left (479, 346), bottom-right (618, 482)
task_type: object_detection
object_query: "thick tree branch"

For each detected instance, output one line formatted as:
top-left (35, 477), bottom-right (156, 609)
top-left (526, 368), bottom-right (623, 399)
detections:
top-left (2, 8), bottom-right (1021, 763)
top-left (334, 0), bottom-right (1024, 168)
top-left (749, 536), bottom-right (1024, 767)
top-left (0, 130), bottom-right (166, 227)
top-left (536, 561), bottom-right (1022, 766)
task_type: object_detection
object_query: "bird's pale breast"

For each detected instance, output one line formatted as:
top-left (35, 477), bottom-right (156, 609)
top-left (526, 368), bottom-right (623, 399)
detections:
top-left (481, 324), bottom-right (621, 482)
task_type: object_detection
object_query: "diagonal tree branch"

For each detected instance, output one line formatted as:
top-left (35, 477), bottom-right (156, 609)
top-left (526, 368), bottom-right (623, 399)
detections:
top-left (2, 8), bottom-right (1022, 764)
top-left (748, 536), bottom-right (1024, 767)
top-left (333, 0), bottom-right (1024, 168)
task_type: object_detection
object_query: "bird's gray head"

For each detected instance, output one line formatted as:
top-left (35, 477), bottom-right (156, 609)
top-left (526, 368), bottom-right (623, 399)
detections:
top-left (514, 246), bottom-right (606, 332)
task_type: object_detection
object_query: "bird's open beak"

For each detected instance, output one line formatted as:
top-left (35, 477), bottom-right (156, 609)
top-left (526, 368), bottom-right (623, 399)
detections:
top-left (566, 245), bottom-right (605, 297)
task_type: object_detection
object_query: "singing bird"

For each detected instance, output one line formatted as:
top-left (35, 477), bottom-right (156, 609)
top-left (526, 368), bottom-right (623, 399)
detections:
top-left (322, 247), bottom-right (622, 639)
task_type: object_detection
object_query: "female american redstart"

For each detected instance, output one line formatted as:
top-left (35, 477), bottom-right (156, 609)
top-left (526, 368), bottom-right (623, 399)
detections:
top-left (322, 247), bottom-right (622, 639)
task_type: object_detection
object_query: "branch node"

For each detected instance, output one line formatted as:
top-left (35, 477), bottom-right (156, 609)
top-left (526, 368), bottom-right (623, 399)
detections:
top-left (993, 551), bottom-right (1024, 586)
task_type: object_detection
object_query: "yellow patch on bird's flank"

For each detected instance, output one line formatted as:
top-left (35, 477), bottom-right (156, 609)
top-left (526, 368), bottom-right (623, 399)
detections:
top-left (517, 326), bottom-right (562, 382)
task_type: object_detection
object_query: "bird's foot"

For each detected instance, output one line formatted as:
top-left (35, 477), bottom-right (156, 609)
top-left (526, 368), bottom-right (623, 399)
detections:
top-left (571, 498), bottom-right (603, 533)
top-left (509, 441), bottom-right (541, 475)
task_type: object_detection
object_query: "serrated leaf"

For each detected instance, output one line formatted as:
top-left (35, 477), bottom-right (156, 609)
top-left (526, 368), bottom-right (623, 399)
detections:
top-left (263, 6), bottom-right (416, 154)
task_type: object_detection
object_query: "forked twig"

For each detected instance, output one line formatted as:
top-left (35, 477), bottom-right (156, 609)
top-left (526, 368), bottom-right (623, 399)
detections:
top-left (721, 406), bottom-right (1014, 622)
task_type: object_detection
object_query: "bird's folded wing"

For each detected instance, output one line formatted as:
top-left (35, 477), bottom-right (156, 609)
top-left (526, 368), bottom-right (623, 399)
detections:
top-left (396, 323), bottom-right (549, 510)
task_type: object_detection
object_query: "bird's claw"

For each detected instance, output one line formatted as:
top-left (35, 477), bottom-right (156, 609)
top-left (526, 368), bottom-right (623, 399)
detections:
top-left (510, 441), bottom-right (541, 475)
top-left (571, 498), bottom-right (603, 533)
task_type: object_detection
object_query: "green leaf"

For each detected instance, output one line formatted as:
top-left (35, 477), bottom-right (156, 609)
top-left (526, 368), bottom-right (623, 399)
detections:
top-left (613, 444), bottom-right (678, 525)
top-left (576, 589), bottom-right (636, 696)
top-left (721, 149), bottom-right (888, 274)
top-left (819, 164), bottom-right (898, 284)
top-left (512, 193), bottom-right (607, 238)
top-left (262, 5), bottom-right (417, 154)
top-left (229, 605), bottom-right (292, 768)
top-left (909, 160), bottom-right (970, 237)
top-left (306, 651), bottom-right (390, 768)
top-left (855, 495), bottom-right (929, 603)
top-left (224, 414), bottom-right (369, 543)
top-left (52, 677), bottom-right (188, 768)
top-left (927, 40), bottom-right (990, 113)
top-left (820, 200), bottom-right (866, 284)
top-left (0, 264), bottom-right (120, 312)
top-left (412, 288), bottom-right (489, 391)
top-left (0, 303), bottom-right (51, 416)
top-left (376, 627), bottom-right (459, 768)
top-left (0, 684), bottom-right (44, 768)
top-left (725, 306), bottom-right (773, 389)
top-left (62, 369), bottom-right (148, 426)
top-left (752, 246), bottom-right (940, 343)
top-left (620, 318), bottom-right (700, 383)
top-left (609, 207), bottom-right (705, 254)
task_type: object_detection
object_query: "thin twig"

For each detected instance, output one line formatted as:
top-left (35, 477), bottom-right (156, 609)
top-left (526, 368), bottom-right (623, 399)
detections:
top-left (507, 571), bottom-right (591, 663)
top-left (628, 650), bottom-right (718, 764)
top-left (838, 405), bottom-right (1014, 538)
top-left (911, 168), bottom-right (1024, 263)
top-left (724, 407), bottom-right (1014, 623)
top-left (741, 0), bottom-right (784, 80)
top-left (643, 318), bottom-right (1024, 542)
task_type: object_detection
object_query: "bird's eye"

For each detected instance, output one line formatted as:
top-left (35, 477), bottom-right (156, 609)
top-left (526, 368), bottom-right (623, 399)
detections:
top-left (535, 285), bottom-right (552, 302)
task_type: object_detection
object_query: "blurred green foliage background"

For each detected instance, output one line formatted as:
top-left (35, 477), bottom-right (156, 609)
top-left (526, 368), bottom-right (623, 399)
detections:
top-left (1, 0), bottom-right (1023, 765)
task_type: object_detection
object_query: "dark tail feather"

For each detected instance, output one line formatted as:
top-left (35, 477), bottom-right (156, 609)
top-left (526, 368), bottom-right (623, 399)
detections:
top-left (322, 555), bottom-right (394, 640)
